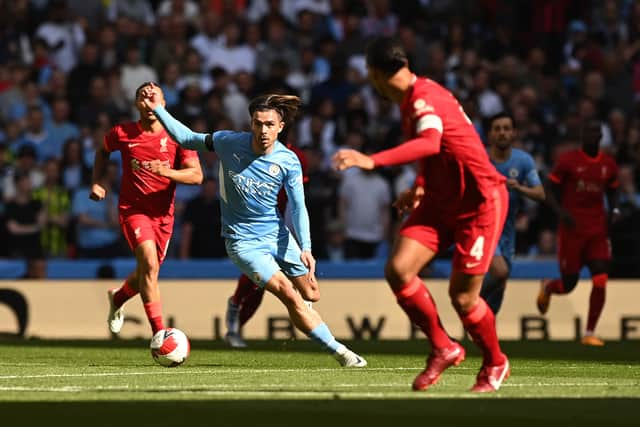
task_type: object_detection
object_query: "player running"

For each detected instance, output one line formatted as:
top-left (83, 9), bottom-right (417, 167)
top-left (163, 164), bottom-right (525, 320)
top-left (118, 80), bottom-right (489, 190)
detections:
top-left (537, 120), bottom-right (620, 346)
top-left (91, 82), bottom-right (203, 336)
top-left (334, 37), bottom-right (509, 392)
top-left (143, 86), bottom-right (367, 367)
top-left (225, 145), bottom-right (308, 348)
top-left (480, 112), bottom-right (545, 314)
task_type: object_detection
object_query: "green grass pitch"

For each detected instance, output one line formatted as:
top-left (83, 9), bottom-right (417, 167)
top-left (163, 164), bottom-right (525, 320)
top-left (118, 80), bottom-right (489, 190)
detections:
top-left (0, 339), bottom-right (638, 426)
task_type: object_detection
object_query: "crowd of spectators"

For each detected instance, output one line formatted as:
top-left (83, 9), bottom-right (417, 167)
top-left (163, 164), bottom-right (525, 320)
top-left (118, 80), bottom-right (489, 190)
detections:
top-left (2, 0), bottom-right (640, 277)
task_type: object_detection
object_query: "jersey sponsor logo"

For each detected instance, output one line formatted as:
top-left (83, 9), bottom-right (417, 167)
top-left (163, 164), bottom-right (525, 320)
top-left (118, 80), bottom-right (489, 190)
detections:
top-left (228, 170), bottom-right (278, 196)
top-left (268, 164), bottom-right (280, 176)
top-left (128, 143), bottom-right (140, 148)
top-left (160, 137), bottom-right (168, 153)
top-left (412, 98), bottom-right (435, 117)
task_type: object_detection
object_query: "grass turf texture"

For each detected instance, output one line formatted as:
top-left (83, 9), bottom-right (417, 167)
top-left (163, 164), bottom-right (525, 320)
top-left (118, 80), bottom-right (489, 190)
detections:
top-left (0, 339), bottom-right (638, 426)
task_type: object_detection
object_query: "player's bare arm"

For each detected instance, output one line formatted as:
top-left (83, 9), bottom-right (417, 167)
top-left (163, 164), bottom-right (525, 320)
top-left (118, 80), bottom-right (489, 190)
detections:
top-left (507, 179), bottom-right (545, 202)
top-left (90, 145), bottom-right (110, 201)
top-left (333, 149), bottom-right (375, 171)
top-left (142, 158), bottom-right (203, 185)
top-left (300, 251), bottom-right (317, 286)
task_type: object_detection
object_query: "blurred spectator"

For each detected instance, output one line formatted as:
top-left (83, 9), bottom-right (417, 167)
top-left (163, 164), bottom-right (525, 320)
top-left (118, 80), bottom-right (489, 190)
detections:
top-left (527, 228), bottom-right (557, 259)
top-left (33, 158), bottom-right (70, 257)
top-left (120, 43), bottom-right (158, 104)
top-left (46, 97), bottom-right (80, 154)
top-left (2, 145), bottom-right (44, 203)
top-left (156, 0), bottom-right (200, 26)
top-left (14, 105), bottom-right (60, 161)
top-left (338, 167), bottom-right (391, 260)
top-left (71, 160), bottom-right (122, 258)
top-left (107, 0), bottom-right (156, 28)
top-left (5, 170), bottom-right (46, 278)
top-left (324, 218), bottom-right (346, 262)
top-left (179, 177), bottom-right (226, 259)
top-left (34, 0), bottom-right (86, 73)
top-left (60, 138), bottom-right (91, 194)
top-left (67, 42), bottom-right (102, 110)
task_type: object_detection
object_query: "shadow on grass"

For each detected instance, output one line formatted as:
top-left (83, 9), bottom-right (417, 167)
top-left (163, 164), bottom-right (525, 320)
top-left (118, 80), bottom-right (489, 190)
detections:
top-left (1, 338), bottom-right (640, 363)
top-left (1, 399), bottom-right (637, 426)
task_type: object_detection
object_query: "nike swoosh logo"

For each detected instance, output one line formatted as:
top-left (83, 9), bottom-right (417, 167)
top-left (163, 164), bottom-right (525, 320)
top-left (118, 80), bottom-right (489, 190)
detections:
top-left (128, 143), bottom-right (140, 148)
top-left (465, 262), bottom-right (481, 268)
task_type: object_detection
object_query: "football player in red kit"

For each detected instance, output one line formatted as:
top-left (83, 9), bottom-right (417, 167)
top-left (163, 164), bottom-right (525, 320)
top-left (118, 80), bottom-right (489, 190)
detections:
top-left (537, 120), bottom-right (619, 346)
top-left (334, 37), bottom-right (509, 392)
top-left (91, 82), bottom-right (203, 337)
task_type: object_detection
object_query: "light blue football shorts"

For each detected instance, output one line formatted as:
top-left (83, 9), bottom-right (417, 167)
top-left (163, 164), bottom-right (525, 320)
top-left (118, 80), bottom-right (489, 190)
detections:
top-left (225, 228), bottom-right (309, 288)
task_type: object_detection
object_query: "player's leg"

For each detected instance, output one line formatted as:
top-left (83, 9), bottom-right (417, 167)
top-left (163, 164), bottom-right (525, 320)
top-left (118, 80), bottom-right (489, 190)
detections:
top-left (135, 239), bottom-right (164, 334)
top-left (480, 253), bottom-right (510, 314)
top-left (581, 233), bottom-right (612, 345)
top-left (107, 270), bottom-right (139, 334)
top-left (451, 186), bottom-right (509, 392)
top-left (225, 274), bottom-right (258, 348)
top-left (537, 228), bottom-right (581, 314)
top-left (385, 219), bottom-right (463, 390)
top-left (267, 272), bottom-right (366, 367)
top-left (121, 214), bottom-right (169, 335)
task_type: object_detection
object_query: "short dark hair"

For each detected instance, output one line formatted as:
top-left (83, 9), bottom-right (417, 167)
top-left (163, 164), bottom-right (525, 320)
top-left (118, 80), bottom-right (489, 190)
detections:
top-left (248, 94), bottom-right (302, 125)
top-left (365, 36), bottom-right (409, 76)
top-left (487, 112), bottom-right (515, 130)
top-left (135, 81), bottom-right (157, 99)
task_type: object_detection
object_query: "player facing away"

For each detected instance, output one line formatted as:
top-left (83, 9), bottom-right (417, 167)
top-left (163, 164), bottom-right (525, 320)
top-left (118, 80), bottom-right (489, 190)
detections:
top-left (225, 145), bottom-right (309, 348)
top-left (537, 120), bottom-right (620, 346)
top-left (143, 86), bottom-right (367, 367)
top-left (333, 37), bottom-right (509, 392)
top-left (480, 113), bottom-right (545, 314)
top-left (91, 82), bottom-right (203, 337)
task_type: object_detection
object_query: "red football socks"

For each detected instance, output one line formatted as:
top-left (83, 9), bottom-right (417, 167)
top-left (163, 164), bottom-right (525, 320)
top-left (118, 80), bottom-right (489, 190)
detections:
top-left (459, 299), bottom-right (505, 366)
top-left (545, 279), bottom-right (566, 294)
top-left (143, 301), bottom-right (164, 334)
top-left (587, 273), bottom-right (607, 333)
top-left (240, 287), bottom-right (265, 327)
top-left (112, 280), bottom-right (138, 308)
top-left (232, 274), bottom-right (258, 306)
top-left (394, 276), bottom-right (452, 349)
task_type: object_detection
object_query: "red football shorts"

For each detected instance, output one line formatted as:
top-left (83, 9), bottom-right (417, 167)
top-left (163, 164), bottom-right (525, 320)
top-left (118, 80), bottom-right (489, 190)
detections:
top-left (557, 227), bottom-right (611, 275)
top-left (400, 186), bottom-right (508, 275)
top-left (120, 213), bottom-right (174, 264)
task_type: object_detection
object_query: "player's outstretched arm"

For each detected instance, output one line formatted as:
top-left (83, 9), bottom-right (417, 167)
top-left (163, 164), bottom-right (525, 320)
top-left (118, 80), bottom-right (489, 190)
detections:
top-left (151, 105), bottom-right (213, 152)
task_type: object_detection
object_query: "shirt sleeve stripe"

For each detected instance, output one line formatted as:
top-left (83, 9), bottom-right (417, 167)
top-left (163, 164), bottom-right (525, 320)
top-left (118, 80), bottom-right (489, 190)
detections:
top-left (416, 114), bottom-right (443, 134)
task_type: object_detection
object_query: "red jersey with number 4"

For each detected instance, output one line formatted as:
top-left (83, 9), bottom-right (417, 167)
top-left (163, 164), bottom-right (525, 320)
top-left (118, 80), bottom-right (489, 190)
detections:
top-left (401, 77), bottom-right (505, 215)
top-left (548, 149), bottom-right (619, 234)
top-left (104, 122), bottom-right (199, 217)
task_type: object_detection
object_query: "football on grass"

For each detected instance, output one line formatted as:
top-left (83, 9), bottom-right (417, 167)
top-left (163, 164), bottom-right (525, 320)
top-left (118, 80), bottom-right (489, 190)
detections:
top-left (150, 328), bottom-right (190, 367)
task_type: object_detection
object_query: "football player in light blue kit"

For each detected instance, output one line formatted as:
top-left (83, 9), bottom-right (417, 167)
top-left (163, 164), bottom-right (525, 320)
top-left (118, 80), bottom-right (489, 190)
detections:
top-left (480, 112), bottom-right (545, 314)
top-left (142, 86), bottom-right (366, 367)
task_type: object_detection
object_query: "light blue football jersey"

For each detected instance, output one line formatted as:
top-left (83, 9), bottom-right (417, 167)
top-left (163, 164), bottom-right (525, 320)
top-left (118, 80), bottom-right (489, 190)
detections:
top-left (491, 148), bottom-right (541, 259)
top-left (212, 130), bottom-right (310, 248)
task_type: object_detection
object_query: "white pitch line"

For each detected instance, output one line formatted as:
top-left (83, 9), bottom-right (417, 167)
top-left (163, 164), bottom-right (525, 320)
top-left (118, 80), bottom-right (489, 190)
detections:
top-left (0, 382), bottom-right (637, 394)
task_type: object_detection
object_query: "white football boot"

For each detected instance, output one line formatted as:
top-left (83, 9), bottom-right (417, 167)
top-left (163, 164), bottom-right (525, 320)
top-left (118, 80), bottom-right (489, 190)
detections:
top-left (107, 288), bottom-right (124, 334)
top-left (224, 297), bottom-right (247, 348)
top-left (333, 345), bottom-right (367, 367)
